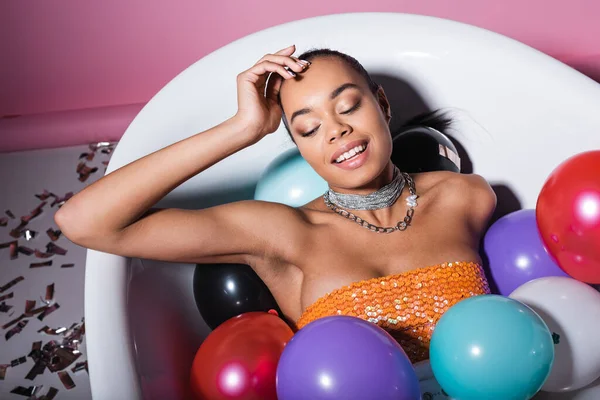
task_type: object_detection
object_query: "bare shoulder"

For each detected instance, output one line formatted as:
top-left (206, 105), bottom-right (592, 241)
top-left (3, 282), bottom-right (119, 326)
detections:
top-left (415, 171), bottom-right (494, 198)
top-left (414, 171), bottom-right (497, 231)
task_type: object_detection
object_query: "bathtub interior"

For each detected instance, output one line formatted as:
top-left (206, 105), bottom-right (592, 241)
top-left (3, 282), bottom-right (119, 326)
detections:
top-left (127, 188), bottom-right (255, 399)
top-left (84, 13), bottom-right (600, 400)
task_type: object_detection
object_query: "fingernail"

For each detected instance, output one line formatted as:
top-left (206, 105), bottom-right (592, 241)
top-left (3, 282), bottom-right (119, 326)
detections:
top-left (287, 70), bottom-right (296, 77)
top-left (297, 60), bottom-right (309, 66)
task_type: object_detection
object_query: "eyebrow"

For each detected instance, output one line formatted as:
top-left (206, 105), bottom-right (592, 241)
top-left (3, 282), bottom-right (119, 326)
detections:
top-left (289, 82), bottom-right (361, 124)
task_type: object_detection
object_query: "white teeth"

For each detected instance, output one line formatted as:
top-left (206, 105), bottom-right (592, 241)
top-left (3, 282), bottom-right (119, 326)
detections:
top-left (335, 144), bottom-right (367, 163)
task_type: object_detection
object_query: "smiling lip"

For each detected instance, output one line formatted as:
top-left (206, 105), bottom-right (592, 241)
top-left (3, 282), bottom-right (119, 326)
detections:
top-left (330, 139), bottom-right (369, 163)
top-left (333, 143), bottom-right (371, 170)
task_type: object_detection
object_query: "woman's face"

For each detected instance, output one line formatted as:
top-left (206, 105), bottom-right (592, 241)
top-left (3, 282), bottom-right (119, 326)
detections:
top-left (279, 57), bottom-right (393, 192)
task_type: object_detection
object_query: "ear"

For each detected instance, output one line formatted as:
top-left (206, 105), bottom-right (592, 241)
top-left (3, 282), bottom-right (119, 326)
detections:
top-left (375, 85), bottom-right (392, 123)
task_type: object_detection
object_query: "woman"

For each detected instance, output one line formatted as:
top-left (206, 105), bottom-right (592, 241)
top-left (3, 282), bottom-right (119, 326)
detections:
top-left (55, 44), bottom-right (496, 363)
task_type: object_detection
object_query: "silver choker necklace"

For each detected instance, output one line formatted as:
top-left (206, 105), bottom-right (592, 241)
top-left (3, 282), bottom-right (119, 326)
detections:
top-left (324, 166), bottom-right (404, 210)
top-left (323, 166), bottom-right (419, 233)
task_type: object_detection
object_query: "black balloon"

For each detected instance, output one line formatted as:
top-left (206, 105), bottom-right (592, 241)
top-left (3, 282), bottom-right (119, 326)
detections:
top-left (193, 263), bottom-right (282, 330)
top-left (391, 126), bottom-right (461, 173)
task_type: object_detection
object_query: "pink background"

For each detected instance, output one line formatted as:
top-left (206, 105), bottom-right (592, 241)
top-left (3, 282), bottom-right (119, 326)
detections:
top-left (1, 0), bottom-right (599, 152)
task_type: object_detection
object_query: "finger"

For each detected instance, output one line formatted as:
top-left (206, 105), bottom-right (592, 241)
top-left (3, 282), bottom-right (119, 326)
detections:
top-left (266, 72), bottom-right (284, 100)
top-left (245, 60), bottom-right (297, 82)
top-left (275, 44), bottom-right (295, 55)
top-left (256, 54), bottom-right (309, 73)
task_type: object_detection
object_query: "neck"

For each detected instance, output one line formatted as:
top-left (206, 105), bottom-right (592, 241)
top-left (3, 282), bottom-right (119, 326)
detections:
top-left (326, 161), bottom-right (411, 227)
top-left (328, 161), bottom-right (396, 196)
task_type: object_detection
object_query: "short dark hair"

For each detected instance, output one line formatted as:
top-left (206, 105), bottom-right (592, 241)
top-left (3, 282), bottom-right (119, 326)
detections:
top-left (277, 48), bottom-right (380, 141)
top-left (276, 48), bottom-right (453, 141)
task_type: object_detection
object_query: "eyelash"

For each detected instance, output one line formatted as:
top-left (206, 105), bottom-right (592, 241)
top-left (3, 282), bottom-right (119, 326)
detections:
top-left (301, 101), bottom-right (362, 137)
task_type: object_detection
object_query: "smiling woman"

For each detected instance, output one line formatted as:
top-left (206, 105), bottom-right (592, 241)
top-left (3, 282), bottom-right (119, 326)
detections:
top-left (49, 11), bottom-right (600, 399)
top-left (55, 43), bottom-right (495, 372)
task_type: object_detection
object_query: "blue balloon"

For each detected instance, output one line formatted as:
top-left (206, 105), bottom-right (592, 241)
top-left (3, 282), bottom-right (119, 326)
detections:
top-left (430, 295), bottom-right (554, 400)
top-left (254, 148), bottom-right (328, 207)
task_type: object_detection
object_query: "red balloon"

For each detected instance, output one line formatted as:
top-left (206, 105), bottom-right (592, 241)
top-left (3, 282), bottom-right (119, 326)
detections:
top-left (537, 150), bottom-right (600, 283)
top-left (190, 312), bottom-right (294, 400)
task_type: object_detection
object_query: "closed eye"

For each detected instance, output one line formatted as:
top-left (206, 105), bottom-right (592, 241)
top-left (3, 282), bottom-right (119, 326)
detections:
top-left (300, 101), bottom-right (362, 137)
top-left (301, 126), bottom-right (320, 137)
top-left (341, 101), bottom-right (361, 114)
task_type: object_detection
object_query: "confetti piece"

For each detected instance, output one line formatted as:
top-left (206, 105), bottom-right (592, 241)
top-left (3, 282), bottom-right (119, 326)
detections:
top-left (60, 263), bottom-right (74, 268)
top-left (0, 292), bottom-right (13, 301)
top-left (26, 304), bottom-right (50, 317)
top-left (57, 371), bottom-right (76, 389)
top-left (39, 387), bottom-right (59, 400)
top-left (30, 261), bottom-right (53, 268)
top-left (35, 190), bottom-right (54, 201)
top-left (0, 302), bottom-right (13, 312)
top-left (18, 245), bottom-right (34, 256)
top-left (46, 242), bottom-right (67, 256)
top-left (10, 385), bottom-right (39, 397)
top-left (10, 356), bottom-right (27, 367)
top-left (0, 240), bottom-right (19, 259)
top-left (37, 303), bottom-right (60, 321)
top-left (0, 217), bottom-right (7, 227)
top-left (79, 151), bottom-right (95, 161)
top-left (46, 228), bottom-right (62, 241)
top-left (25, 300), bottom-right (36, 313)
top-left (51, 192), bottom-right (73, 208)
top-left (90, 141), bottom-right (115, 153)
top-left (25, 360), bottom-right (45, 381)
top-left (37, 326), bottom-right (67, 335)
top-left (71, 361), bottom-right (88, 374)
top-left (23, 229), bottom-right (37, 240)
top-left (5, 320), bottom-right (29, 340)
top-left (2, 313), bottom-right (25, 329)
top-left (0, 364), bottom-right (8, 380)
top-left (26, 338), bottom-right (82, 379)
top-left (1, 276), bottom-right (24, 292)
top-left (76, 161), bottom-right (99, 182)
top-left (45, 284), bottom-right (55, 302)
top-left (10, 221), bottom-right (29, 239)
top-left (5, 210), bottom-right (15, 219)
top-left (28, 341), bottom-right (42, 356)
top-left (34, 249), bottom-right (54, 259)
top-left (20, 202), bottom-right (46, 223)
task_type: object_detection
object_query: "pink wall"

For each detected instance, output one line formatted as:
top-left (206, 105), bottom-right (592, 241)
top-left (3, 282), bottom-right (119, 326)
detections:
top-left (1, 0), bottom-right (599, 151)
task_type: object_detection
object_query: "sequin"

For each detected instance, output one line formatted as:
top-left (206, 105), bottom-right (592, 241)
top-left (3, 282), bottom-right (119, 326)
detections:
top-left (296, 261), bottom-right (490, 364)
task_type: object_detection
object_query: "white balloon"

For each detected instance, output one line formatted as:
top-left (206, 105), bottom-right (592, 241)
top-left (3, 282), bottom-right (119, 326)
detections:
top-left (510, 277), bottom-right (600, 392)
top-left (535, 377), bottom-right (600, 400)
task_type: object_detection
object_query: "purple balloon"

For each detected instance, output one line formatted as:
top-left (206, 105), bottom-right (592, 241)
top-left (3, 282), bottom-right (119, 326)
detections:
top-left (483, 209), bottom-right (568, 295)
top-left (276, 316), bottom-right (420, 400)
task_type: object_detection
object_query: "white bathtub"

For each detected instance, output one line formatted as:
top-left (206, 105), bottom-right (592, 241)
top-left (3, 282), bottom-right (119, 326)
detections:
top-left (84, 12), bottom-right (600, 399)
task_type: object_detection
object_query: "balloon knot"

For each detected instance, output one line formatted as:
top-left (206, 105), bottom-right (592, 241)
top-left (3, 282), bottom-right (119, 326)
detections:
top-left (267, 309), bottom-right (279, 317)
top-left (552, 332), bottom-right (560, 344)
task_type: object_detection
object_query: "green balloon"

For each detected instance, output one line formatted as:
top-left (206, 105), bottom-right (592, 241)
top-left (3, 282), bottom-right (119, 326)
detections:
top-left (254, 148), bottom-right (328, 207)
top-left (430, 295), bottom-right (554, 400)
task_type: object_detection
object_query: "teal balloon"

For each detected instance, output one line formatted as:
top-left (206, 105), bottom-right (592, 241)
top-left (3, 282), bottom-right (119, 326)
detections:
top-left (430, 295), bottom-right (554, 400)
top-left (254, 148), bottom-right (328, 207)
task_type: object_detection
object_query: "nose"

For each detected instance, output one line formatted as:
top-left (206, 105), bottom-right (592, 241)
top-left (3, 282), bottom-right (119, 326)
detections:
top-left (327, 119), bottom-right (352, 143)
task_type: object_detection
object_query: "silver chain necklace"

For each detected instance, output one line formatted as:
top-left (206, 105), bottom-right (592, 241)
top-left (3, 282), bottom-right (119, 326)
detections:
top-left (323, 168), bottom-right (418, 233)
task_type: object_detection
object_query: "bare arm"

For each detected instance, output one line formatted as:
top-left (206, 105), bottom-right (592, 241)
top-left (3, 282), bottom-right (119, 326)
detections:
top-left (55, 44), bottom-right (311, 265)
top-left (55, 116), bottom-right (254, 238)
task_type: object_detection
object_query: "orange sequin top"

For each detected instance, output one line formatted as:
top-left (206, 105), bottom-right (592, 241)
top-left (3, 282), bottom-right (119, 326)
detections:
top-left (296, 261), bottom-right (490, 364)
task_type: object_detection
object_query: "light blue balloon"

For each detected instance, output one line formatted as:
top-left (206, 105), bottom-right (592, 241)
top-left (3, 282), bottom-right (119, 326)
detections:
top-left (254, 148), bottom-right (328, 207)
top-left (430, 295), bottom-right (554, 400)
